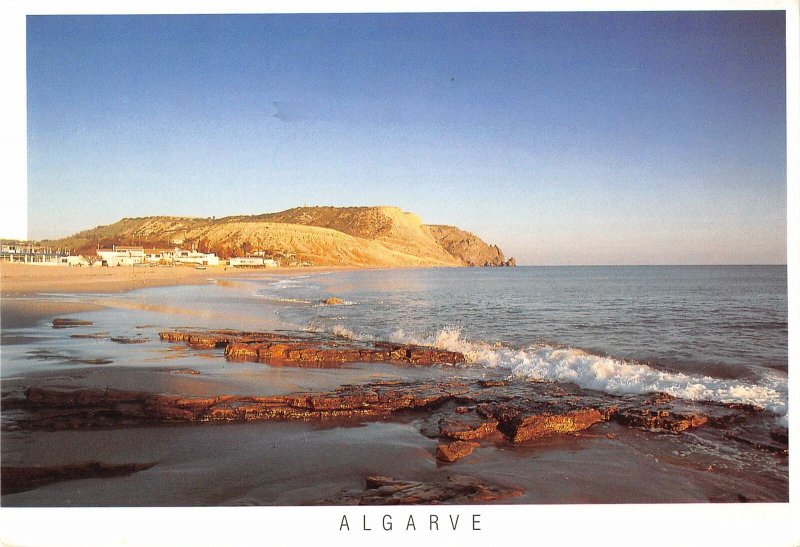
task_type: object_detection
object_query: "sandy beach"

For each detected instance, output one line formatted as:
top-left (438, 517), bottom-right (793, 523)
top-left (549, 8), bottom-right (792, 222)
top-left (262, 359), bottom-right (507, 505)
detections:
top-left (0, 262), bottom-right (333, 296)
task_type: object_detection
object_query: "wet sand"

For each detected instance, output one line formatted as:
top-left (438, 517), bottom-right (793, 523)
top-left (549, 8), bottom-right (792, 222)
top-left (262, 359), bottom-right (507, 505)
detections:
top-left (1, 299), bottom-right (105, 330)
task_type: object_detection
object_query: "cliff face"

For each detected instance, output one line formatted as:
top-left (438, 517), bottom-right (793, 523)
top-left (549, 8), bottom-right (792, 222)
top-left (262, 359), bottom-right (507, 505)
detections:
top-left (46, 206), bottom-right (512, 267)
top-left (427, 225), bottom-right (511, 266)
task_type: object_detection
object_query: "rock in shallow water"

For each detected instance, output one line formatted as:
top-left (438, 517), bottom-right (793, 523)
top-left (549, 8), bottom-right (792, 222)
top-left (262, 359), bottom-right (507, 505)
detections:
top-left (436, 441), bottom-right (480, 462)
top-left (52, 318), bottom-right (93, 328)
top-left (323, 475), bottom-right (523, 504)
top-left (160, 329), bottom-right (465, 366)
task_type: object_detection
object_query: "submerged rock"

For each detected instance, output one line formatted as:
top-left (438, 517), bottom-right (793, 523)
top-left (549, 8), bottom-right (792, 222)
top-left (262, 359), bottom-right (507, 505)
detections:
top-left (325, 475), bottom-right (523, 504)
top-left (110, 336), bottom-right (150, 344)
top-left (52, 318), bottom-right (93, 328)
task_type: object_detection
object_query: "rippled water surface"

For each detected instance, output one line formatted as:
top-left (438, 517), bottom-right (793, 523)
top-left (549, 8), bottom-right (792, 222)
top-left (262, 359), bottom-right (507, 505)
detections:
top-left (255, 266), bottom-right (788, 418)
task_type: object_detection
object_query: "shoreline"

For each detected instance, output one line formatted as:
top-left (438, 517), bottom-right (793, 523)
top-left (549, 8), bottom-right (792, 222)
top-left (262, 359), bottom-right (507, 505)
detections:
top-left (0, 264), bottom-right (789, 507)
top-left (0, 262), bottom-right (375, 296)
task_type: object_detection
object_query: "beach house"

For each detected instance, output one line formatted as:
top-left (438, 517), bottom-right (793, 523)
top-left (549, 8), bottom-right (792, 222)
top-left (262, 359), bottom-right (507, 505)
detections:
top-left (173, 248), bottom-right (220, 266)
top-left (0, 243), bottom-right (70, 265)
top-left (97, 245), bottom-right (145, 266)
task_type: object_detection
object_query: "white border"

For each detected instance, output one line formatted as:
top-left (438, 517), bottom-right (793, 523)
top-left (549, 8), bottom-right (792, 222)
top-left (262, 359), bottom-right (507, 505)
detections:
top-left (1, 1), bottom-right (797, 546)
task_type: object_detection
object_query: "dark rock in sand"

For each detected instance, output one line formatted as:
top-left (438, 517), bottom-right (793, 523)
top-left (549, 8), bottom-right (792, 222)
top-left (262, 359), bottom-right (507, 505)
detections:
top-left (770, 428), bottom-right (789, 444)
top-left (436, 441), bottom-right (480, 463)
top-left (52, 318), bottom-right (93, 328)
top-left (25, 350), bottom-right (113, 366)
top-left (325, 475), bottom-right (522, 505)
top-left (1, 461), bottom-right (156, 495)
top-left (70, 332), bottom-right (110, 339)
top-left (110, 336), bottom-right (150, 344)
top-left (724, 425), bottom-right (789, 454)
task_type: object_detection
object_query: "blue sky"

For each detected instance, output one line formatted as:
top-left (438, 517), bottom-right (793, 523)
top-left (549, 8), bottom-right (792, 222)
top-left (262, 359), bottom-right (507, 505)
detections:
top-left (26, 11), bottom-right (786, 264)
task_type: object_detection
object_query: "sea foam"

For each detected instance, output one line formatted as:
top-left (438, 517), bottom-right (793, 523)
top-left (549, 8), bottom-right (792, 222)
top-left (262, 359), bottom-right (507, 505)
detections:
top-left (385, 327), bottom-right (788, 419)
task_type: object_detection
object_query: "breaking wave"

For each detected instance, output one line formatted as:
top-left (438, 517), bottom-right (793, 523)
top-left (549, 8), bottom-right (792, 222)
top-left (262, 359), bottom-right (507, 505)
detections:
top-left (331, 324), bottom-right (358, 340)
top-left (386, 327), bottom-right (788, 420)
top-left (315, 300), bottom-right (356, 307)
top-left (253, 293), bottom-right (312, 304)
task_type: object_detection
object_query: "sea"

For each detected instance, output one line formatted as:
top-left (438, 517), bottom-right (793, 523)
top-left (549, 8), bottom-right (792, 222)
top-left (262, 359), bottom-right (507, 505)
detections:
top-left (255, 265), bottom-right (789, 424)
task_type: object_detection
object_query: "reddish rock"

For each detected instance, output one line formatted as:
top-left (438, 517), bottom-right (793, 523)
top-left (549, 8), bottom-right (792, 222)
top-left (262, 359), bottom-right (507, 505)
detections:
top-left (225, 342), bottom-right (260, 360)
top-left (436, 441), bottom-right (480, 462)
top-left (258, 343), bottom-right (292, 360)
top-left (159, 331), bottom-right (193, 343)
top-left (613, 395), bottom-right (710, 433)
top-left (322, 297), bottom-right (345, 305)
top-left (478, 379), bottom-right (509, 388)
top-left (10, 381), bottom-right (465, 430)
top-left (438, 417), bottom-right (498, 441)
top-left (477, 400), bottom-right (610, 442)
top-left (159, 329), bottom-right (466, 367)
top-left (614, 410), bottom-right (708, 432)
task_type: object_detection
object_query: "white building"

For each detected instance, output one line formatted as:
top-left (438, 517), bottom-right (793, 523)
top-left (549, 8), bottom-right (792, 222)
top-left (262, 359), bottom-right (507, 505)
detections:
top-left (60, 255), bottom-right (91, 267)
top-left (173, 249), bottom-right (219, 266)
top-left (1, 243), bottom-right (69, 265)
top-left (229, 257), bottom-right (264, 267)
top-left (97, 246), bottom-right (145, 267)
top-left (229, 257), bottom-right (279, 268)
top-left (143, 248), bottom-right (176, 264)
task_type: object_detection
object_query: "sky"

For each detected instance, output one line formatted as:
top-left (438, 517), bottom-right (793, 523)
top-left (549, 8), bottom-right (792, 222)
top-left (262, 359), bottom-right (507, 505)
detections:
top-left (25, 11), bottom-right (787, 265)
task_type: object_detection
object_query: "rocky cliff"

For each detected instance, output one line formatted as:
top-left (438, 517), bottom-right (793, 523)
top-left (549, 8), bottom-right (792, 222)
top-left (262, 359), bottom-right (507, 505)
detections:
top-left (46, 206), bottom-right (513, 267)
top-left (428, 225), bottom-right (514, 267)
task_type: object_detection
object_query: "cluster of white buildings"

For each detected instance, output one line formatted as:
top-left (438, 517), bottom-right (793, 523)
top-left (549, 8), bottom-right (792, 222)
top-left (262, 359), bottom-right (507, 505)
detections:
top-left (96, 246), bottom-right (222, 267)
top-left (1, 242), bottom-right (281, 268)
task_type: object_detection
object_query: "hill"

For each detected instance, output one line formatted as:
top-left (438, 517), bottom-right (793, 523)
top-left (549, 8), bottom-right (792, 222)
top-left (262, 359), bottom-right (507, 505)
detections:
top-left (42, 206), bottom-right (514, 267)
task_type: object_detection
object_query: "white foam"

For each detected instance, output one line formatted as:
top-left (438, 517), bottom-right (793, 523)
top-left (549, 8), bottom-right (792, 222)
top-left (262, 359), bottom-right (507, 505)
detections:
top-left (388, 327), bottom-right (788, 417)
top-left (331, 324), bottom-right (357, 340)
top-left (269, 276), bottom-right (310, 289)
top-left (254, 294), bottom-right (312, 304)
top-left (315, 300), bottom-right (356, 307)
